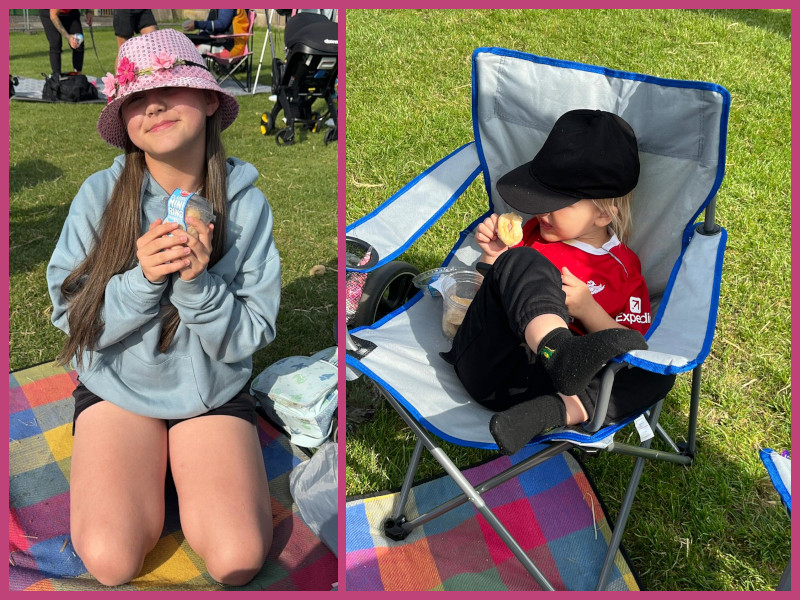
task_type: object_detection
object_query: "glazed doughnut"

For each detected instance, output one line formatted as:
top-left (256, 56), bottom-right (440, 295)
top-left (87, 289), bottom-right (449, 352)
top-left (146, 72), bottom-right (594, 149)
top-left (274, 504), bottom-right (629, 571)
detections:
top-left (497, 212), bottom-right (523, 247)
top-left (184, 206), bottom-right (202, 237)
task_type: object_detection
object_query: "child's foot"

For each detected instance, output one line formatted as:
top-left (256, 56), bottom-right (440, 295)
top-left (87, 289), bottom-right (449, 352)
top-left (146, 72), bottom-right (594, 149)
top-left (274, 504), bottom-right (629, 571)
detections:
top-left (489, 394), bottom-right (566, 455)
top-left (537, 327), bottom-right (647, 396)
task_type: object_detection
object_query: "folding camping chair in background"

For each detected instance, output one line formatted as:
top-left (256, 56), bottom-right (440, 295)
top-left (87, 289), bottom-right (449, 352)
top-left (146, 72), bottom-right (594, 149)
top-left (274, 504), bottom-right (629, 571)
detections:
top-left (345, 48), bottom-right (730, 590)
top-left (203, 9), bottom-right (256, 93)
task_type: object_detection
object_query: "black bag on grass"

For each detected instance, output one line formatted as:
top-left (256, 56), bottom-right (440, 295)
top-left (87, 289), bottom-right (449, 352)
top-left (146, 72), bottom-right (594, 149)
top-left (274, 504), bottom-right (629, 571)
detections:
top-left (41, 73), bottom-right (98, 102)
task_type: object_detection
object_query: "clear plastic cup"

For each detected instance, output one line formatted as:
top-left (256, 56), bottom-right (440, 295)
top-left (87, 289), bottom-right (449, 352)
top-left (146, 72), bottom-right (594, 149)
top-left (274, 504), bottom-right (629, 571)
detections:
top-left (440, 270), bottom-right (483, 340)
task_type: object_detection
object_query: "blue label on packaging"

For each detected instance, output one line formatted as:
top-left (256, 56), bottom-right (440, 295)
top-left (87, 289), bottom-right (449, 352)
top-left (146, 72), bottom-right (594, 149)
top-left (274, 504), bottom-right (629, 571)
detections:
top-left (164, 189), bottom-right (195, 230)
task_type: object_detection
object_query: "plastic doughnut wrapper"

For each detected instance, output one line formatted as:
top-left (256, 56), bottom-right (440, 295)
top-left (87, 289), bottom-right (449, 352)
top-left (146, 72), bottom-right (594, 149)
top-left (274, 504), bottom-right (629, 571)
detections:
top-left (163, 189), bottom-right (215, 237)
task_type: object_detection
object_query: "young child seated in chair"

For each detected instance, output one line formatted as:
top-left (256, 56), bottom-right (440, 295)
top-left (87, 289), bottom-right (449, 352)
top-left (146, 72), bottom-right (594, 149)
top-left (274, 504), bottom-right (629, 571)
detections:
top-left (441, 109), bottom-right (674, 455)
top-left (183, 9), bottom-right (250, 58)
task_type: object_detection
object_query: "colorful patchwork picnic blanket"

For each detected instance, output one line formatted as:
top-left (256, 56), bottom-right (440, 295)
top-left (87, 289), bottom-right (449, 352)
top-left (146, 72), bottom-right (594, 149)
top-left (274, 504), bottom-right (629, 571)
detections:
top-left (345, 445), bottom-right (640, 591)
top-left (9, 362), bottom-right (337, 591)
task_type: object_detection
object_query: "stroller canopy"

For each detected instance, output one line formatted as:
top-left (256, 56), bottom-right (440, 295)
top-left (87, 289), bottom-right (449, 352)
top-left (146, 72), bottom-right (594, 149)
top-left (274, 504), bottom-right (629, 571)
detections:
top-left (285, 12), bottom-right (337, 55)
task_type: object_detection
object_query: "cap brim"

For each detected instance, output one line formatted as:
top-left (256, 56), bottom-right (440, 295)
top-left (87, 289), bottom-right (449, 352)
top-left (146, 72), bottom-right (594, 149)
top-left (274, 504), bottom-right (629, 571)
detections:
top-left (496, 162), bottom-right (580, 215)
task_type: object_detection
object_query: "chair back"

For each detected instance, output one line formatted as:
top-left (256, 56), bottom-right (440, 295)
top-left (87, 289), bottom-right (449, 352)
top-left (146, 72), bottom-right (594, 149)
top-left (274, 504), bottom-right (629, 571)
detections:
top-left (230, 9), bottom-right (256, 58)
top-left (471, 48), bottom-right (730, 303)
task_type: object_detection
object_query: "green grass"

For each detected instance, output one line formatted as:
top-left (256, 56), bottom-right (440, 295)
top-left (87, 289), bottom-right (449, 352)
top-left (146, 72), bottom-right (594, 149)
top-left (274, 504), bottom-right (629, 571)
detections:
top-left (345, 9), bottom-right (790, 591)
top-left (9, 22), bottom-right (337, 380)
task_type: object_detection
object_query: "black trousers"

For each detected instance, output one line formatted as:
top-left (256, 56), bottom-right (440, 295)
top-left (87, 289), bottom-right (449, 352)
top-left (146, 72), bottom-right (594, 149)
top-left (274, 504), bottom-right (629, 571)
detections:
top-left (38, 9), bottom-right (84, 75)
top-left (112, 9), bottom-right (157, 39)
top-left (444, 247), bottom-right (675, 422)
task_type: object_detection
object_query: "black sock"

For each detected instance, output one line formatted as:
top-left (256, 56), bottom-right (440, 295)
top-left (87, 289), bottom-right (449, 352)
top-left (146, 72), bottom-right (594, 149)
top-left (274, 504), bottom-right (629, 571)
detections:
top-left (489, 394), bottom-right (566, 455)
top-left (537, 327), bottom-right (647, 396)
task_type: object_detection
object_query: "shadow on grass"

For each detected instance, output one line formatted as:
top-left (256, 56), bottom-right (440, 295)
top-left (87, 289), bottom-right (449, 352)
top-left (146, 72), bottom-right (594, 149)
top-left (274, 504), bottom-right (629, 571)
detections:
top-left (582, 405), bottom-right (791, 590)
top-left (251, 253), bottom-right (339, 379)
top-left (10, 159), bottom-right (64, 195)
top-left (8, 48), bottom-right (51, 62)
top-left (345, 386), bottom-right (791, 590)
top-left (688, 8), bottom-right (791, 39)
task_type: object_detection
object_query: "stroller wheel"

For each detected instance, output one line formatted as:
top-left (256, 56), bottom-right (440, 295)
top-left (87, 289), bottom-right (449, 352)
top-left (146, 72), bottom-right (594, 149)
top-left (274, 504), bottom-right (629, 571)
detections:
top-left (260, 112), bottom-right (275, 135)
top-left (324, 128), bottom-right (337, 145)
top-left (276, 128), bottom-right (295, 146)
top-left (350, 261), bottom-right (420, 327)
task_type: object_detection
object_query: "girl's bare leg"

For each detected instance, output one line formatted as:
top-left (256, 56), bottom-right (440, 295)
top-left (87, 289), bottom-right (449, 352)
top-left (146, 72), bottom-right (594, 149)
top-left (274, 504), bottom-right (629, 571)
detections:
top-left (70, 401), bottom-right (168, 586)
top-left (168, 415), bottom-right (273, 586)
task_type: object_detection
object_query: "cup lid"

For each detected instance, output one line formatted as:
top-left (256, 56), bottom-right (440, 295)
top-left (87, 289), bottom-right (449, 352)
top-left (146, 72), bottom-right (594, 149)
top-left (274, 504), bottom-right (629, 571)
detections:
top-left (412, 267), bottom-right (474, 297)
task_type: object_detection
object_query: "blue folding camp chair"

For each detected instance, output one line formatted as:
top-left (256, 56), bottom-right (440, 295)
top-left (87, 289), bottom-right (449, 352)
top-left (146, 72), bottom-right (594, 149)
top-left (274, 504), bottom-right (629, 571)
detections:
top-left (345, 48), bottom-right (730, 590)
top-left (760, 448), bottom-right (791, 590)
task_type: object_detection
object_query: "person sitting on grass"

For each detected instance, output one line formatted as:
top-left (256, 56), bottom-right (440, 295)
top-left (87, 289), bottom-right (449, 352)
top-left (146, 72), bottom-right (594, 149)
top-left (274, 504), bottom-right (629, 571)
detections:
top-left (183, 9), bottom-right (251, 58)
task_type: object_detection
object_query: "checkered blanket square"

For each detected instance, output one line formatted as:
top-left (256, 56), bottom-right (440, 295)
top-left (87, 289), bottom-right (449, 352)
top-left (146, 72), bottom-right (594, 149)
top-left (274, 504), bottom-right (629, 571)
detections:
top-left (346, 444), bottom-right (639, 591)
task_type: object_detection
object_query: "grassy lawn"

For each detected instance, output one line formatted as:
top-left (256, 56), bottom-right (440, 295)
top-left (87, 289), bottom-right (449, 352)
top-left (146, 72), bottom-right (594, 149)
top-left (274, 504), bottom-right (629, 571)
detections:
top-left (9, 20), bottom-right (338, 380)
top-left (344, 9), bottom-right (790, 591)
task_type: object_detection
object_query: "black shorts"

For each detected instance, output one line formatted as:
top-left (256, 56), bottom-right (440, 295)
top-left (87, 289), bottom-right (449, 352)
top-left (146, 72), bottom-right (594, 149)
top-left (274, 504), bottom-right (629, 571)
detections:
top-left (72, 383), bottom-right (258, 434)
top-left (113, 9), bottom-right (157, 38)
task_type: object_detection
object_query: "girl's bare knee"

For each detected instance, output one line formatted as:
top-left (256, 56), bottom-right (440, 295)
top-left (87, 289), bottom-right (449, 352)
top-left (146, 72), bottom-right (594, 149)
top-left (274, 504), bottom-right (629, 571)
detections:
top-left (71, 520), bottom-right (161, 587)
top-left (203, 534), bottom-right (272, 586)
top-left (73, 534), bottom-right (147, 587)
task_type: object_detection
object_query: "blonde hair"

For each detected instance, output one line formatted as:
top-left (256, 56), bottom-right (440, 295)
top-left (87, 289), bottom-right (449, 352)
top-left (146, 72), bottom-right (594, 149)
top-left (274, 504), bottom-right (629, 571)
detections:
top-left (593, 191), bottom-right (633, 244)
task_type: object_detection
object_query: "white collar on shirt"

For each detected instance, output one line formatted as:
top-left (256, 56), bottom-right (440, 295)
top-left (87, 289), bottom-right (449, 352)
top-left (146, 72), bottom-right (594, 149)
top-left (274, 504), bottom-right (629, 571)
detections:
top-left (562, 234), bottom-right (622, 255)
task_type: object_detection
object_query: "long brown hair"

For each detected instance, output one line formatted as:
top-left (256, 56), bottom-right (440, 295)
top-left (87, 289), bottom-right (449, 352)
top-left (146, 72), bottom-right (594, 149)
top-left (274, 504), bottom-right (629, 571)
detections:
top-left (57, 109), bottom-right (228, 367)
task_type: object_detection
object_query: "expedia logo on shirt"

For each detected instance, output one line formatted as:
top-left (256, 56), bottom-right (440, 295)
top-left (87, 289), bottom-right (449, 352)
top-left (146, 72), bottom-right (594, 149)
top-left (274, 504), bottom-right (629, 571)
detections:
top-left (616, 296), bottom-right (651, 325)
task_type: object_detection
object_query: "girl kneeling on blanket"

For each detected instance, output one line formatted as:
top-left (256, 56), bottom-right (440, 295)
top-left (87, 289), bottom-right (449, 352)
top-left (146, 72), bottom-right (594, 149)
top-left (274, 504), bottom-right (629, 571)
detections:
top-left (442, 109), bottom-right (675, 455)
top-left (47, 29), bottom-right (281, 586)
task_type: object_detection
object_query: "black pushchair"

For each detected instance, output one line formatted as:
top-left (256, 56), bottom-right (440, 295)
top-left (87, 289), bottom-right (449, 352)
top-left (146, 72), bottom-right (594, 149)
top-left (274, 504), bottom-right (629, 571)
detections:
top-left (260, 11), bottom-right (338, 146)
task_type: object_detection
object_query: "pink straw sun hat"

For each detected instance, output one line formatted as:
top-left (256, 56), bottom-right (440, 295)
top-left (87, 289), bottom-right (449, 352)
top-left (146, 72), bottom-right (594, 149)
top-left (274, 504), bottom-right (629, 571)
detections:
top-left (97, 28), bottom-right (239, 148)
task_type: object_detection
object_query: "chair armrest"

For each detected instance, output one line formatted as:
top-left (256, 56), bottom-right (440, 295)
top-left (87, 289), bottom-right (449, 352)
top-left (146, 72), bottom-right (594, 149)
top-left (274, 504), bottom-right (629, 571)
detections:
top-left (617, 224), bottom-right (727, 375)
top-left (583, 225), bottom-right (727, 432)
top-left (346, 142), bottom-right (482, 273)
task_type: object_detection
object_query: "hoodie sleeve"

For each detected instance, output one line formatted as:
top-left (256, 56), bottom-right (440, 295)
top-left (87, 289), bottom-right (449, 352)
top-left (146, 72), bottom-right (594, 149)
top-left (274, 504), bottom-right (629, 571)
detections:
top-left (47, 168), bottom-right (168, 348)
top-left (168, 185), bottom-right (281, 363)
top-left (194, 9), bottom-right (236, 34)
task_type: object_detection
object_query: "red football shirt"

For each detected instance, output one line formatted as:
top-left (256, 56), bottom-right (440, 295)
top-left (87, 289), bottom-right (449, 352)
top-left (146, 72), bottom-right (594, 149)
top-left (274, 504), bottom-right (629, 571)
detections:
top-left (515, 218), bottom-right (652, 336)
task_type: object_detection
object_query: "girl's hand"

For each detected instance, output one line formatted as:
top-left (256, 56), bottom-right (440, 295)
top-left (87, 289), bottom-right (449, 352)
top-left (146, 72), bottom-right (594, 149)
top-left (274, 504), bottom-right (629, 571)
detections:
top-left (474, 214), bottom-right (509, 263)
top-left (561, 266), bottom-right (596, 320)
top-left (137, 219), bottom-right (192, 283)
top-left (178, 217), bottom-right (214, 281)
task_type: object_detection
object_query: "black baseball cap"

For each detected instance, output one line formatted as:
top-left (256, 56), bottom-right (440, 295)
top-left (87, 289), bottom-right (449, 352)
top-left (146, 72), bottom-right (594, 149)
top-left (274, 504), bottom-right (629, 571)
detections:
top-left (496, 109), bottom-right (640, 214)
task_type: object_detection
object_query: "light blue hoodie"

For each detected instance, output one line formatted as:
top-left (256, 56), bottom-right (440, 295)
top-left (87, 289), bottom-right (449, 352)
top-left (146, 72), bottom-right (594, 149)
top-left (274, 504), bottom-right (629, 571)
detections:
top-left (47, 155), bottom-right (281, 419)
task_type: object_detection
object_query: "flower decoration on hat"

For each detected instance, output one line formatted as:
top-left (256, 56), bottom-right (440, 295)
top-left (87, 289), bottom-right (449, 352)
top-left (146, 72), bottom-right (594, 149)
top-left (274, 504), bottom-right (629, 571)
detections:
top-left (101, 53), bottom-right (206, 103)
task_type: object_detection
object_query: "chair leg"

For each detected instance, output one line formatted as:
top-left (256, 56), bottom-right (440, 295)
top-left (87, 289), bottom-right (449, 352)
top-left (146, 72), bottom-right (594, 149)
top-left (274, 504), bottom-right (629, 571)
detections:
top-left (777, 561), bottom-right (790, 590)
top-left (391, 438), bottom-right (425, 537)
top-left (246, 56), bottom-right (252, 93)
top-left (595, 400), bottom-right (663, 590)
top-left (380, 389), bottom-right (557, 591)
top-left (685, 364), bottom-right (702, 458)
